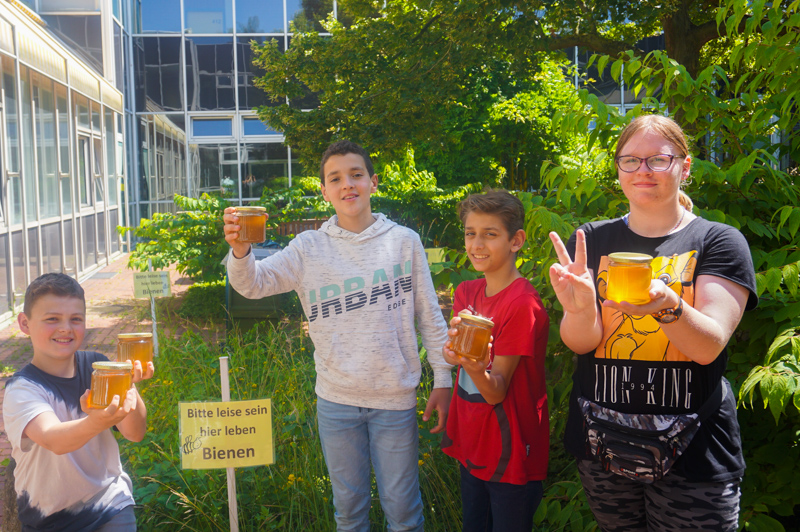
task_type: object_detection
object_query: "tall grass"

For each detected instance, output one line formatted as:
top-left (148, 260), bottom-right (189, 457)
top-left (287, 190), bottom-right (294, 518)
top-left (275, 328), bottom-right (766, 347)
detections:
top-left (120, 320), bottom-right (594, 531)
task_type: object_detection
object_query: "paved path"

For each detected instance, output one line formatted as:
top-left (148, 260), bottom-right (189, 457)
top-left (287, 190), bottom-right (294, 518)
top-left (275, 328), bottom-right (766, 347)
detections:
top-left (0, 254), bottom-right (195, 522)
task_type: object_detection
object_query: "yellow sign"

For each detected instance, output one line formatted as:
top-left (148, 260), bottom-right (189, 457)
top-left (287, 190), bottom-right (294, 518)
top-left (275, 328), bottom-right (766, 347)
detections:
top-left (179, 399), bottom-right (274, 469)
top-left (133, 271), bottom-right (171, 299)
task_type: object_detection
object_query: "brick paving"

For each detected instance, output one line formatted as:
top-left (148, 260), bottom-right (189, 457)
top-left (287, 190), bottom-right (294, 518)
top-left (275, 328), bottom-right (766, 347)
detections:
top-left (0, 254), bottom-right (196, 522)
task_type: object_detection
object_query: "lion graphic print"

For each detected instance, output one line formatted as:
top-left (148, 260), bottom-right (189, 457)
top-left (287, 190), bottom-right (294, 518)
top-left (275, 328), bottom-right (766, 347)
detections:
top-left (595, 251), bottom-right (698, 362)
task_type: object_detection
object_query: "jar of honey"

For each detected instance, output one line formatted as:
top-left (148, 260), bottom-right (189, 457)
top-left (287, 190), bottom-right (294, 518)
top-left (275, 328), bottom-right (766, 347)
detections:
top-left (606, 252), bottom-right (654, 304)
top-left (89, 361), bottom-right (133, 408)
top-left (117, 332), bottom-right (153, 370)
top-left (451, 310), bottom-right (494, 362)
top-left (235, 206), bottom-right (267, 244)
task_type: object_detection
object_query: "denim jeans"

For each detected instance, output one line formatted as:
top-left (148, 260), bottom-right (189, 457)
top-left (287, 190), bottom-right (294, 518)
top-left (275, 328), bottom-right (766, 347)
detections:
top-left (316, 397), bottom-right (424, 532)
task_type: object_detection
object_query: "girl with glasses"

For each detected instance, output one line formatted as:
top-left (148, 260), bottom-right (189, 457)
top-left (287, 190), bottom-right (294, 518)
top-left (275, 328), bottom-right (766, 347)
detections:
top-left (548, 115), bottom-right (758, 531)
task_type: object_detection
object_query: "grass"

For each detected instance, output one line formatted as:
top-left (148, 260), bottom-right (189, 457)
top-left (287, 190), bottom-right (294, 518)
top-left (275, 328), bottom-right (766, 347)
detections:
top-left (120, 312), bottom-right (596, 531)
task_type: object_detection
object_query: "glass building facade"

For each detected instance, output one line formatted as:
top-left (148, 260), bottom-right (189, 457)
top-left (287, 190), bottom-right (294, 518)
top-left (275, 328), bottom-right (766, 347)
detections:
top-left (0, 1), bottom-right (126, 326)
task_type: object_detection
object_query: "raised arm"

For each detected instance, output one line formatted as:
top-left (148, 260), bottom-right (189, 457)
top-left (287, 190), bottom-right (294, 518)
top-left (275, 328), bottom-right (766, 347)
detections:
top-left (548, 230), bottom-right (604, 354)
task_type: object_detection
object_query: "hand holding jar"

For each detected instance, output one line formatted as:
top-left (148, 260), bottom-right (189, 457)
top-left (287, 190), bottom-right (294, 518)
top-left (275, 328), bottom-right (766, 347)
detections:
top-left (443, 310), bottom-right (494, 369)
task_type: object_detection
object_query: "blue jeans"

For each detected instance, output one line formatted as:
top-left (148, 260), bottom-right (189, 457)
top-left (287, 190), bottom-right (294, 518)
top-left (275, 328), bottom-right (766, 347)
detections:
top-left (316, 397), bottom-right (424, 532)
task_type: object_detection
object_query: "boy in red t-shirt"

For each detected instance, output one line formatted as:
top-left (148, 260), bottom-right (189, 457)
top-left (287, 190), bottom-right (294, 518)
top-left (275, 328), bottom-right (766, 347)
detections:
top-left (442, 190), bottom-right (550, 532)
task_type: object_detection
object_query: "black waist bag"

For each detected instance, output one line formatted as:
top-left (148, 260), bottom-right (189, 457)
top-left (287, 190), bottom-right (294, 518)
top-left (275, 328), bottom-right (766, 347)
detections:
top-left (578, 381), bottom-right (724, 483)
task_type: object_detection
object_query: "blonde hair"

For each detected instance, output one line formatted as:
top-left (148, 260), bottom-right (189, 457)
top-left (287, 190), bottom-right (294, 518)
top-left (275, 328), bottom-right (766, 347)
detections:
top-left (616, 115), bottom-right (693, 211)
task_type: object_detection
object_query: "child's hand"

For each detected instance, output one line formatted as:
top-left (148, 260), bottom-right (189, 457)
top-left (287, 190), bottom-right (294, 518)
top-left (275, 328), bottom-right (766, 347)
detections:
top-left (80, 388), bottom-right (139, 429)
top-left (132, 360), bottom-right (155, 383)
top-left (223, 207), bottom-right (257, 259)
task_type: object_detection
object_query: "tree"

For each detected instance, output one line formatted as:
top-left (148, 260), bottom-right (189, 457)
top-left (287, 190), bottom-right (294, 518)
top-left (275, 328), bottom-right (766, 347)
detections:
top-left (252, 0), bottom-right (789, 185)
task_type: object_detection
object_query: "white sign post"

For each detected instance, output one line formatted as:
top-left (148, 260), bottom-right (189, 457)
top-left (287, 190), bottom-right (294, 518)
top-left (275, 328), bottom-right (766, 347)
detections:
top-left (220, 356), bottom-right (240, 532)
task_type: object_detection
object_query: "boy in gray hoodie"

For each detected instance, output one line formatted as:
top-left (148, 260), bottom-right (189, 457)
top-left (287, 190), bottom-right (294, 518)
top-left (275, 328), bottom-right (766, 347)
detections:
top-left (223, 140), bottom-right (451, 531)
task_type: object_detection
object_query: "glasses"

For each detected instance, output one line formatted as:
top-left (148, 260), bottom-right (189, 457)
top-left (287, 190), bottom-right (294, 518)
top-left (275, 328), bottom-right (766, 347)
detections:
top-left (615, 154), bottom-right (683, 173)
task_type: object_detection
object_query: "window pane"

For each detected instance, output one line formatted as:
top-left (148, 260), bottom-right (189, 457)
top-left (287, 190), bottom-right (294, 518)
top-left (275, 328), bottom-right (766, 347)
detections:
top-left (41, 0), bottom-right (100, 11)
top-left (286, 0), bottom-right (333, 33)
top-left (77, 136), bottom-right (91, 206)
top-left (56, 85), bottom-right (69, 175)
top-left (139, 0), bottom-right (181, 33)
top-left (42, 15), bottom-right (103, 75)
top-left (189, 143), bottom-right (238, 197)
top-left (75, 94), bottom-right (90, 128)
top-left (106, 110), bottom-right (118, 206)
top-left (41, 222), bottom-right (62, 275)
top-left (185, 0), bottom-right (233, 34)
top-left (235, 0), bottom-right (284, 33)
top-left (93, 137), bottom-right (105, 204)
top-left (139, 114), bottom-right (186, 202)
top-left (20, 67), bottom-right (36, 222)
top-left (28, 227), bottom-right (40, 281)
top-left (97, 211), bottom-right (106, 259)
top-left (33, 74), bottom-right (59, 219)
top-left (3, 56), bottom-right (19, 174)
top-left (0, 234), bottom-right (9, 311)
top-left (135, 36), bottom-right (184, 112)
top-left (114, 22), bottom-right (123, 92)
top-left (185, 37), bottom-right (235, 111)
top-left (82, 215), bottom-right (97, 268)
top-left (12, 231), bottom-right (25, 295)
top-left (193, 118), bottom-right (232, 137)
top-left (240, 143), bottom-right (289, 198)
top-left (243, 118), bottom-right (278, 136)
top-left (237, 37), bottom-right (284, 110)
top-left (92, 102), bottom-right (101, 132)
top-left (109, 209), bottom-right (120, 254)
top-left (63, 219), bottom-right (76, 274)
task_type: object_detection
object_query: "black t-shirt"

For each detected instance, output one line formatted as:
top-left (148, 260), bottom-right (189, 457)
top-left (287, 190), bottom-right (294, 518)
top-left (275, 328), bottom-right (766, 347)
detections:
top-left (563, 216), bottom-right (757, 481)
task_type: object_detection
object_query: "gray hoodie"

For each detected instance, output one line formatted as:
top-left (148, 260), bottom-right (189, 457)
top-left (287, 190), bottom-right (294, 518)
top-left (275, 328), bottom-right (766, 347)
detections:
top-left (227, 213), bottom-right (452, 410)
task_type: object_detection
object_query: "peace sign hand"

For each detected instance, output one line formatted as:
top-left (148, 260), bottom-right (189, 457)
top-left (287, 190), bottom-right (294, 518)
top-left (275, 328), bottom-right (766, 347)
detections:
top-left (548, 230), bottom-right (597, 314)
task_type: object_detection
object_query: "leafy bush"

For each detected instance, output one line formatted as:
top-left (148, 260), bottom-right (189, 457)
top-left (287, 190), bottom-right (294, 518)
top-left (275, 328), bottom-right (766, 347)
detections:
top-left (177, 281), bottom-right (227, 322)
top-left (120, 195), bottom-right (229, 283)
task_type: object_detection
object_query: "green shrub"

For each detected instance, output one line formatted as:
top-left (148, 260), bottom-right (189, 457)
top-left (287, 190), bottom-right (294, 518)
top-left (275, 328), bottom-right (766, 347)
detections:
top-left (177, 281), bottom-right (227, 321)
top-left (120, 195), bottom-right (229, 283)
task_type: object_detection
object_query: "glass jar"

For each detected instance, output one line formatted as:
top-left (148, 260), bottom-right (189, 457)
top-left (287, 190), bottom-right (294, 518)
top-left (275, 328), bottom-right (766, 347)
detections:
top-left (451, 311), bottom-right (494, 362)
top-left (117, 332), bottom-right (153, 370)
top-left (89, 361), bottom-right (133, 408)
top-left (235, 206), bottom-right (267, 244)
top-left (606, 252), bottom-right (654, 304)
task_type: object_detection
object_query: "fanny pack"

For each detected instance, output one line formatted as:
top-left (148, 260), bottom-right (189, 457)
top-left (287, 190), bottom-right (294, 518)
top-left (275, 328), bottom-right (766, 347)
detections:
top-left (578, 381), bottom-right (725, 483)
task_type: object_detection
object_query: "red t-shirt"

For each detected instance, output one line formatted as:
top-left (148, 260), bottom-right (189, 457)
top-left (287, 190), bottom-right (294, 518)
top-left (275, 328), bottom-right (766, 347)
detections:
top-left (441, 277), bottom-right (550, 484)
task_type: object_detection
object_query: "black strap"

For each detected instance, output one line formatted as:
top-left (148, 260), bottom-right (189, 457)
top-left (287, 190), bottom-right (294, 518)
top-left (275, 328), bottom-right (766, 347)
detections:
top-left (695, 379), bottom-right (726, 423)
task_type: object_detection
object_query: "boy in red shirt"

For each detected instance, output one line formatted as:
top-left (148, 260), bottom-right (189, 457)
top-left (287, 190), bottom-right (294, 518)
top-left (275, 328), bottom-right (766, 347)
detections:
top-left (442, 190), bottom-right (549, 532)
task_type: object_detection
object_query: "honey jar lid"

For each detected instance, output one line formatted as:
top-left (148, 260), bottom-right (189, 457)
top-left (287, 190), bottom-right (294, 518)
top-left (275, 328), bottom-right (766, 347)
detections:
top-left (92, 361), bottom-right (133, 370)
top-left (235, 206), bottom-right (266, 213)
top-left (608, 252), bottom-right (653, 264)
top-left (118, 332), bottom-right (153, 339)
top-left (458, 310), bottom-right (494, 327)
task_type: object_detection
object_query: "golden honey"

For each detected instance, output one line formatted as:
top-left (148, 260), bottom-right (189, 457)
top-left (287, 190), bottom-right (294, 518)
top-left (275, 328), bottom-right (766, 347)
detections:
top-left (606, 252), bottom-right (654, 304)
top-left (89, 361), bottom-right (133, 408)
top-left (235, 206), bottom-right (267, 244)
top-left (451, 311), bottom-right (494, 362)
top-left (117, 332), bottom-right (153, 370)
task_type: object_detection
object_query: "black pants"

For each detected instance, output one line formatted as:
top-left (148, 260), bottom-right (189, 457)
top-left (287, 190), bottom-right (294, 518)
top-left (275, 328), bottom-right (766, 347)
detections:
top-left (460, 464), bottom-right (543, 532)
